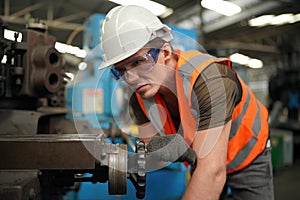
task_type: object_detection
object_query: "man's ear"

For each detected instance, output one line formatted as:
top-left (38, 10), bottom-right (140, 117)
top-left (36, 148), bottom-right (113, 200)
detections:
top-left (161, 43), bottom-right (172, 62)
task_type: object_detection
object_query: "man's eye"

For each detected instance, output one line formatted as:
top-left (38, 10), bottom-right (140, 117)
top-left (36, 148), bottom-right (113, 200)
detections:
top-left (117, 68), bottom-right (126, 75)
top-left (132, 58), bottom-right (146, 67)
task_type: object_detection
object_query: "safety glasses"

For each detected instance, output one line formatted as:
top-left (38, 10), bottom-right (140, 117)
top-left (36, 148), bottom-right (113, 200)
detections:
top-left (110, 48), bottom-right (160, 80)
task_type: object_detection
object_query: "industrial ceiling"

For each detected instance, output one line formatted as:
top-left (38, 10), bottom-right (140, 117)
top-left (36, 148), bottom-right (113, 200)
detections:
top-left (1, 0), bottom-right (300, 70)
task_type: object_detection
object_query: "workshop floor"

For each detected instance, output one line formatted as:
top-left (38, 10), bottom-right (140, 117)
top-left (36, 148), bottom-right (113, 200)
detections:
top-left (273, 159), bottom-right (300, 200)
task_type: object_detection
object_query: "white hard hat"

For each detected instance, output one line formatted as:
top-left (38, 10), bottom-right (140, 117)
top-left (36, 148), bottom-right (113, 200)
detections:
top-left (99, 5), bottom-right (173, 69)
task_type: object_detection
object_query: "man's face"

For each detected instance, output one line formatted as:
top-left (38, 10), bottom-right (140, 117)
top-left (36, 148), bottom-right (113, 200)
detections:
top-left (113, 48), bottom-right (169, 99)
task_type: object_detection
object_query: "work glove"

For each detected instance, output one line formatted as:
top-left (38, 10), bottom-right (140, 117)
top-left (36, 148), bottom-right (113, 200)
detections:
top-left (146, 134), bottom-right (197, 166)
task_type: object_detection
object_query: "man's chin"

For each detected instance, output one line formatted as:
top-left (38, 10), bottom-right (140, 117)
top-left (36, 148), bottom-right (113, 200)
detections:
top-left (138, 90), bottom-right (155, 99)
top-left (138, 92), bottom-right (151, 99)
top-left (136, 84), bottom-right (159, 99)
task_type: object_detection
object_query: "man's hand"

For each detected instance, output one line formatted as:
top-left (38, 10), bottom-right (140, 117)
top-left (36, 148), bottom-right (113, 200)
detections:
top-left (146, 134), bottom-right (196, 166)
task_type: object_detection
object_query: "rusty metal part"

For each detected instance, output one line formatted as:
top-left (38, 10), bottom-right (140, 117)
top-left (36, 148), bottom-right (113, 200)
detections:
top-left (0, 21), bottom-right (65, 109)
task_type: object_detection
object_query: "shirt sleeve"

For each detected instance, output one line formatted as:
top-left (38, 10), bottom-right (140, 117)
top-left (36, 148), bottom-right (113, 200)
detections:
top-left (191, 63), bottom-right (242, 131)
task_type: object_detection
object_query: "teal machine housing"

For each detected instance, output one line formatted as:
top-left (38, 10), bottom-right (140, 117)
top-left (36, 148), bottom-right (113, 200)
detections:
top-left (66, 14), bottom-right (124, 130)
top-left (64, 14), bottom-right (200, 200)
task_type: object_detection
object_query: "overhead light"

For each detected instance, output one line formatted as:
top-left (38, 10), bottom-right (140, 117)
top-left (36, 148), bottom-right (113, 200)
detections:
top-left (293, 13), bottom-right (300, 22)
top-left (1, 55), bottom-right (7, 64)
top-left (78, 62), bottom-right (88, 71)
top-left (55, 42), bottom-right (87, 58)
top-left (230, 53), bottom-right (249, 65)
top-left (65, 72), bottom-right (75, 82)
top-left (248, 15), bottom-right (274, 27)
top-left (229, 53), bottom-right (263, 69)
top-left (159, 8), bottom-right (174, 18)
top-left (201, 0), bottom-right (241, 16)
top-left (248, 59), bottom-right (263, 69)
top-left (109, 0), bottom-right (173, 18)
top-left (4, 29), bottom-right (22, 42)
top-left (270, 14), bottom-right (294, 25)
top-left (249, 13), bottom-right (300, 27)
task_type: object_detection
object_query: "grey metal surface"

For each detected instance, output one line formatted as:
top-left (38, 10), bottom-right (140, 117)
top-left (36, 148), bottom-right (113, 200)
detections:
top-left (0, 170), bottom-right (41, 200)
top-left (0, 110), bottom-right (44, 134)
top-left (0, 134), bottom-right (99, 169)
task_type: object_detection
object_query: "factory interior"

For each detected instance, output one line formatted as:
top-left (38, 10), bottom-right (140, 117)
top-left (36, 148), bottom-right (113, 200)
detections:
top-left (1, 0), bottom-right (300, 199)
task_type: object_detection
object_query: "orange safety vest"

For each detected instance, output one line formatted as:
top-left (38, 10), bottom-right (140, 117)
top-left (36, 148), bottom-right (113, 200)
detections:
top-left (136, 50), bottom-right (269, 174)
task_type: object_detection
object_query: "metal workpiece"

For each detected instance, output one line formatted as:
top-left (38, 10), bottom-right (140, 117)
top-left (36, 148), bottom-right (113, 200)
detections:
top-left (0, 133), bottom-right (147, 198)
top-left (107, 144), bottom-right (127, 195)
top-left (0, 134), bottom-right (98, 169)
top-left (0, 133), bottom-right (130, 170)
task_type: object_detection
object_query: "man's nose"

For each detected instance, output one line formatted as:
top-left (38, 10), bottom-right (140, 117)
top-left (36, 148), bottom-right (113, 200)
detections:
top-left (125, 69), bottom-right (139, 83)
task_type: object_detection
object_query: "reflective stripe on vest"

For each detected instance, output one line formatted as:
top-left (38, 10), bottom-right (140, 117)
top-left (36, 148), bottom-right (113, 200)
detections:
top-left (226, 76), bottom-right (269, 173)
top-left (227, 86), bottom-right (262, 171)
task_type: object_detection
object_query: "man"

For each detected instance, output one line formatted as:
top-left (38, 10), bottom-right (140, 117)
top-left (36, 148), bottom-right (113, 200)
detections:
top-left (99, 5), bottom-right (274, 200)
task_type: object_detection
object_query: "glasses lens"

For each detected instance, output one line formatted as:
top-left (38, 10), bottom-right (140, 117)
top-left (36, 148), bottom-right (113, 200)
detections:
top-left (124, 52), bottom-right (155, 77)
top-left (110, 48), bottom-right (158, 80)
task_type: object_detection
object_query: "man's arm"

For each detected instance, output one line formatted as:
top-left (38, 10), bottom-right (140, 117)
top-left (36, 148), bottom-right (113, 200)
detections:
top-left (181, 62), bottom-right (240, 199)
top-left (182, 120), bottom-right (231, 200)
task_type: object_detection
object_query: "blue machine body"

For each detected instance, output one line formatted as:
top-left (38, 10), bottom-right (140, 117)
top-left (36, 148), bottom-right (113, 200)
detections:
top-left (66, 14), bottom-right (124, 129)
top-left (64, 14), bottom-right (199, 200)
top-left (64, 163), bottom-right (188, 200)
